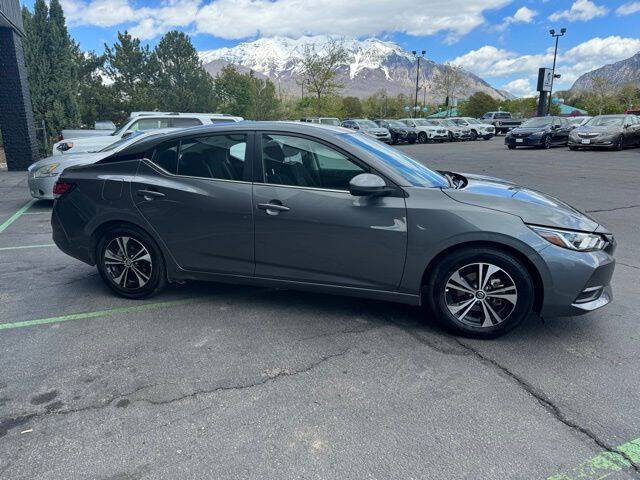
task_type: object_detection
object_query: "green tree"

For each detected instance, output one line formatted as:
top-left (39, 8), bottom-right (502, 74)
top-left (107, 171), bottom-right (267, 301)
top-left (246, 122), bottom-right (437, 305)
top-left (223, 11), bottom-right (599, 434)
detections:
top-left (214, 65), bottom-right (254, 117)
top-left (248, 75), bottom-right (281, 120)
top-left (459, 92), bottom-right (498, 118)
top-left (103, 31), bottom-right (157, 112)
top-left (342, 96), bottom-right (363, 117)
top-left (152, 31), bottom-right (217, 112)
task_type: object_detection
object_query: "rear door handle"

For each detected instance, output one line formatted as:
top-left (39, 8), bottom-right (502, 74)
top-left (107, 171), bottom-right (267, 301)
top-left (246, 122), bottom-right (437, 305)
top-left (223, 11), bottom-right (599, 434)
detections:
top-left (257, 202), bottom-right (290, 213)
top-left (137, 189), bottom-right (165, 201)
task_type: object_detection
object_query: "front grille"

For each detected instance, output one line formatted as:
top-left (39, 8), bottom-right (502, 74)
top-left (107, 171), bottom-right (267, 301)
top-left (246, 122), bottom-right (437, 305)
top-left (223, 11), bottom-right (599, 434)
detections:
top-left (578, 133), bottom-right (599, 138)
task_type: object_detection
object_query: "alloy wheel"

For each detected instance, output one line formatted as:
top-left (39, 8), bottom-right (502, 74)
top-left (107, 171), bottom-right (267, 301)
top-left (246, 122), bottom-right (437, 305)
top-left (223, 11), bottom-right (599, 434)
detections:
top-left (104, 236), bottom-right (153, 290)
top-left (444, 262), bottom-right (518, 328)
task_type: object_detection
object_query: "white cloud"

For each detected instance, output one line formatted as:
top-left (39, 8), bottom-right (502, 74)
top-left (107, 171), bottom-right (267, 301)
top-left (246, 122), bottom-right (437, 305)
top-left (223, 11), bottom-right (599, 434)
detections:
top-left (59, 0), bottom-right (510, 42)
top-left (501, 78), bottom-right (535, 97)
top-left (509, 6), bottom-right (537, 23)
top-left (616, 2), bottom-right (640, 15)
top-left (549, 0), bottom-right (608, 22)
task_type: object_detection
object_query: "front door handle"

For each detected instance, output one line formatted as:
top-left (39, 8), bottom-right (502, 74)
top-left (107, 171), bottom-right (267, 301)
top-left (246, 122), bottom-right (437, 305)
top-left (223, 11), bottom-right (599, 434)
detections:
top-left (257, 202), bottom-right (290, 214)
top-left (137, 189), bottom-right (165, 201)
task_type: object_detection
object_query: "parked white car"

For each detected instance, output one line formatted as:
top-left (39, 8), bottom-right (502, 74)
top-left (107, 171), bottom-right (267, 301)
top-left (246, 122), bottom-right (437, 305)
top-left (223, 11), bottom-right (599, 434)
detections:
top-left (449, 117), bottom-right (496, 140)
top-left (52, 112), bottom-right (243, 156)
top-left (30, 129), bottom-right (174, 199)
top-left (398, 118), bottom-right (449, 143)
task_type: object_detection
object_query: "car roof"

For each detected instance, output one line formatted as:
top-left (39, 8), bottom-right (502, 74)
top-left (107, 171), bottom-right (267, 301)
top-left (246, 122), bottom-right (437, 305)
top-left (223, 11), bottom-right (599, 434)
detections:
top-left (116, 121), bottom-right (354, 157)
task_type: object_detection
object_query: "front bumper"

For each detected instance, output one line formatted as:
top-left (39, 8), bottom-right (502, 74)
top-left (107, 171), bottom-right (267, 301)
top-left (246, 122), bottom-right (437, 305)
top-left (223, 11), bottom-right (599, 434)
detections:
top-left (28, 173), bottom-right (58, 200)
top-left (568, 137), bottom-right (615, 148)
top-left (538, 240), bottom-right (616, 318)
top-left (505, 135), bottom-right (544, 147)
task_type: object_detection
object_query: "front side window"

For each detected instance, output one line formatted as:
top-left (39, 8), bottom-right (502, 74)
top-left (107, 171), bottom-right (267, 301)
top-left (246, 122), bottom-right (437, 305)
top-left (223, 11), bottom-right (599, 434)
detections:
top-left (177, 134), bottom-right (247, 180)
top-left (129, 118), bottom-right (171, 132)
top-left (151, 141), bottom-right (179, 173)
top-left (261, 134), bottom-right (366, 190)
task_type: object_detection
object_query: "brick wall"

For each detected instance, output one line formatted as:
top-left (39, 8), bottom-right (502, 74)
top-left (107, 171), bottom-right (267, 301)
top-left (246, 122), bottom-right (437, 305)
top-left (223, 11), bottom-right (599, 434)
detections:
top-left (0, 27), bottom-right (40, 171)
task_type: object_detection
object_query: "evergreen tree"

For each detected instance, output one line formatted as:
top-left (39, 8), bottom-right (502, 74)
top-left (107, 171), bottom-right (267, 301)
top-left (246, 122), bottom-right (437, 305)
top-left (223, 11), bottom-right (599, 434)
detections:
top-left (152, 31), bottom-right (217, 112)
top-left (103, 31), bottom-right (157, 112)
top-left (214, 65), bottom-right (255, 117)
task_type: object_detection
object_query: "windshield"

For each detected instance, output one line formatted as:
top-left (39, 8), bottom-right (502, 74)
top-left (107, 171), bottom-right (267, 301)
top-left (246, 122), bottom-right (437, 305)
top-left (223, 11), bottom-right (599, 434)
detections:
top-left (320, 118), bottom-right (340, 126)
top-left (466, 118), bottom-right (482, 124)
top-left (521, 117), bottom-right (553, 128)
top-left (568, 117), bottom-right (588, 125)
top-left (413, 119), bottom-right (433, 126)
top-left (441, 120), bottom-right (457, 127)
top-left (387, 120), bottom-right (406, 127)
top-left (586, 116), bottom-right (625, 127)
top-left (110, 122), bottom-right (128, 136)
top-left (341, 133), bottom-right (449, 188)
top-left (357, 120), bottom-right (379, 129)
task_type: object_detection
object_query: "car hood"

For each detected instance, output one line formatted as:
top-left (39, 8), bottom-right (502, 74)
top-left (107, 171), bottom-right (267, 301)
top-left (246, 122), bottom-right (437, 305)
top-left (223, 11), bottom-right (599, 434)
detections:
top-left (363, 127), bottom-right (389, 134)
top-left (442, 172), bottom-right (600, 232)
top-left (573, 125), bottom-right (621, 134)
top-left (511, 126), bottom-right (550, 134)
top-left (29, 152), bottom-right (110, 172)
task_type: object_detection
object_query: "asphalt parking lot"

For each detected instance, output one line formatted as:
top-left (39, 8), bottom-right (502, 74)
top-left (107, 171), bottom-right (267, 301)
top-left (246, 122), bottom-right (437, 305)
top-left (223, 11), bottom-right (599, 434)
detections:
top-left (1, 137), bottom-right (639, 480)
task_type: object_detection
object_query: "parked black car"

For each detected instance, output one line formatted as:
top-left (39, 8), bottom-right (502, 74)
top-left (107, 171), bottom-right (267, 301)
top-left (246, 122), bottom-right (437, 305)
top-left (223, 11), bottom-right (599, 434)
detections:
top-left (373, 119), bottom-right (417, 144)
top-left (505, 116), bottom-right (572, 149)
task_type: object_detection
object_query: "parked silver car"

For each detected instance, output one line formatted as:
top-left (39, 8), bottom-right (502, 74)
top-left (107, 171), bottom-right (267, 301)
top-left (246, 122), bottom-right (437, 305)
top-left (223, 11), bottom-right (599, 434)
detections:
top-left (341, 119), bottom-right (392, 143)
top-left (450, 117), bottom-right (496, 140)
top-left (568, 114), bottom-right (640, 150)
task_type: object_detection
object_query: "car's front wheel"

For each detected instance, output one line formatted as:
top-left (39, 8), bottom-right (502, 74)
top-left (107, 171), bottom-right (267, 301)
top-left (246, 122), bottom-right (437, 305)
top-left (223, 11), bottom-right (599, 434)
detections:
top-left (613, 135), bottom-right (624, 151)
top-left (97, 225), bottom-right (166, 299)
top-left (418, 132), bottom-right (427, 144)
top-left (470, 130), bottom-right (478, 141)
top-left (425, 248), bottom-right (535, 338)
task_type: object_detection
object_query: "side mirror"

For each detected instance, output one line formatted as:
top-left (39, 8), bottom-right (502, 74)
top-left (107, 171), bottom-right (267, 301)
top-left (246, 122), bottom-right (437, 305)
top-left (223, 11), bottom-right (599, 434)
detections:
top-left (349, 173), bottom-right (394, 197)
top-left (353, 125), bottom-right (360, 130)
top-left (552, 124), bottom-right (560, 130)
top-left (624, 123), bottom-right (631, 129)
top-left (122, 131), bottom-right (134, 138)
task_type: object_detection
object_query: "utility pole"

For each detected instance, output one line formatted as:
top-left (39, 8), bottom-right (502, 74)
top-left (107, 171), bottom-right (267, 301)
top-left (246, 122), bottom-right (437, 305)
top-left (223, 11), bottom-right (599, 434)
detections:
top-left (547, 28), bottom-right (566, 114)
top-left (412, 50), bottom-right (426, 118)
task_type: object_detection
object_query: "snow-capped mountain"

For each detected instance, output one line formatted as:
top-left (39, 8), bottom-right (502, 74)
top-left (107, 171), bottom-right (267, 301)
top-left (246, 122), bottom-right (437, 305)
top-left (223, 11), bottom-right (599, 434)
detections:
top-left (570, 51), bottom-right (640, 91)
top-left (199, 36), bottom-right (508, 101)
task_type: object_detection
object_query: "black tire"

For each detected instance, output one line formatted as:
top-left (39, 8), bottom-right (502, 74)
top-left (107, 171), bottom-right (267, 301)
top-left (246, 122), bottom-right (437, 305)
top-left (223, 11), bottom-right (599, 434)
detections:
top-left (569, 146), bottom-right (578, 151)
top-left (542, 136), bottom-right (551, 149)
top-left (409, 138), bottom-right (416, 144)
top-left (96, 225), bottom-right (167, 299)
top-left (507, 145), bottom-right (516, 150)
top-left (425, 247), bottom-right (535, 339)
top-left (614, 135), bottom-right (624, 151)
top-left (418, 132), bottom-right (427, 144)
top-left (470, 130), bottom-right (478, 141)
top-left (448, 132), bottom-right (454, 142)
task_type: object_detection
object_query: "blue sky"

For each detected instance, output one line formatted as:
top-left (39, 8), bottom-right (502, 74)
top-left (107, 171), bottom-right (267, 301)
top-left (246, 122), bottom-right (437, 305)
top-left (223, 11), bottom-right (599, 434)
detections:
top-left (22, 0), bottom-right (640, 96)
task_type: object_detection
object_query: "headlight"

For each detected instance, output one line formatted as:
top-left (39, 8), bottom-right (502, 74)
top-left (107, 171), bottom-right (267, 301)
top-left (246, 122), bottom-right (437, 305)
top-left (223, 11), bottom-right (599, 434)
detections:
top-left (530, 130), bottom-right (547, 136)
top-left (33, 163), bottom-right (60, 178)
top-left (529, 225), bottom-right (607, 252)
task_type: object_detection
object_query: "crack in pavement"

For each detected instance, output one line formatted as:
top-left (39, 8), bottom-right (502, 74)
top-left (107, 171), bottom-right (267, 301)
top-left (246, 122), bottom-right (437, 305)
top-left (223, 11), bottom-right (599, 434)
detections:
top-left (586, 204), bottom-right (640, 213)
top-left (387, 317), bottom-right (470, 356)
top-left (454, 339), bottom-right (640, 477)
top-left (619, 262), bottom-right (640, 271)
top-left (1, 350), bottom-right (349, 430)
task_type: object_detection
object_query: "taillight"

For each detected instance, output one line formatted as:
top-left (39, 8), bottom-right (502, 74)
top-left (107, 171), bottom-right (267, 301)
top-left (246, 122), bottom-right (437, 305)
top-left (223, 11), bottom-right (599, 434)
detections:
top-left (53, 180), bottom-right (73, 197)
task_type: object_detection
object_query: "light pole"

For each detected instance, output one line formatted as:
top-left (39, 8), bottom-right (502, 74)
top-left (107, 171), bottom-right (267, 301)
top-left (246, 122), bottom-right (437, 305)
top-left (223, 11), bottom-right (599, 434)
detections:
top-left (412, 50), bottom-right (426, 118)
top-left (547, 28), bottom-right (566, 115)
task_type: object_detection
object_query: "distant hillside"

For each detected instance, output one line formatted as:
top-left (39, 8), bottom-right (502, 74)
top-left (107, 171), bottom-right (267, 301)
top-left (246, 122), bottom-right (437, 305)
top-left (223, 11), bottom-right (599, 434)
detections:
top-left (199, 36), bottom-right (509, 102)
top-left (571, 52), bottom-right (640, 91)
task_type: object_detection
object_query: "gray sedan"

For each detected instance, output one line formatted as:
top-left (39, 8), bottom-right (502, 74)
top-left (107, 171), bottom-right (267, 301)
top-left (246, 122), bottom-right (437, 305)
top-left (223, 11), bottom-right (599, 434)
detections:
top-left (569, 114), bottom-right (640, 150)
top-left (51, 122), bottom-right (615, 338)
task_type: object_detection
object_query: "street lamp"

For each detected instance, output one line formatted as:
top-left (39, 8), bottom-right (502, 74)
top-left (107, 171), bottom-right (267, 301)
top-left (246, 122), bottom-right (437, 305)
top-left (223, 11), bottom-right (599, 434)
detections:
top-left (412, 50), bottom-right (426, 118)
top-left (547, 27), bottom-right (566, 114)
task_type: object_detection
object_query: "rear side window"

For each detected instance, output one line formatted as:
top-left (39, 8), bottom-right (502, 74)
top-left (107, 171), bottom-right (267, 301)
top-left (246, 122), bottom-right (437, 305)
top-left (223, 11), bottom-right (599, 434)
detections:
top-left (171, 118), bottom-right (202, 127)
top-left (495, 113), bottom-right (510, 119)
top-left (129, 118), bottom-right (171, 131)
top-left (151, 141), bottom-right (179, 174)
top-left (177, 134), bottom-right (247, 181)
top-left (210, 118), bottom-right (236, 124)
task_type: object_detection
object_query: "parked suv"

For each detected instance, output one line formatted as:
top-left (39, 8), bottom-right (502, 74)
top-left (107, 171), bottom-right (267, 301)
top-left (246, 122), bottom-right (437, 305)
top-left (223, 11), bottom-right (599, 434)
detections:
top-left (373, 119), bottom-right (417, 144)
top-left (53, 112), bottom-right (243, 156)
top-left (449, 117), bottom-right (495, 140)
top-left (341, 119), bottom-right (392, 143)
top-left (505, 116), bottom-right (571, 149)
top-left (399, 118), bottom-right (449, 143)
top-left (430, 119), bottom-right (472, 141)
top-left (481, 112), bottom-right (522, 134)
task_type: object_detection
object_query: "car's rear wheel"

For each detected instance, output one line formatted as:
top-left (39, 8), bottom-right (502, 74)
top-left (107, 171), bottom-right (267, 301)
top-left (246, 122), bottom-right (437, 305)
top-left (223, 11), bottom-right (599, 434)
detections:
top-left (418, 132), bottom-right (427, 144)
top-left (425, 248), bottom-right (535, 338)
top-left (507, 145), bottom-right (516, 150)
top-left (97, 225), bottom-right (166, 299)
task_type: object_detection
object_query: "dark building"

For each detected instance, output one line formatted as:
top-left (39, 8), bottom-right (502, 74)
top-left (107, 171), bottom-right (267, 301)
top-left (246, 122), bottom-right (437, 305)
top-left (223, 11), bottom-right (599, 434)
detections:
top-left (0, 0), bottom-right (39, 171)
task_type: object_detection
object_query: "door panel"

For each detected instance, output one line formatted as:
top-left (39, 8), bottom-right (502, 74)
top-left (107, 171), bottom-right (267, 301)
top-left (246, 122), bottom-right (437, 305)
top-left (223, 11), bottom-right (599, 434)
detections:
top-left (132, 133), bottom-right (254, 275)
top-left (253, 185), bottom-right (407, 290)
